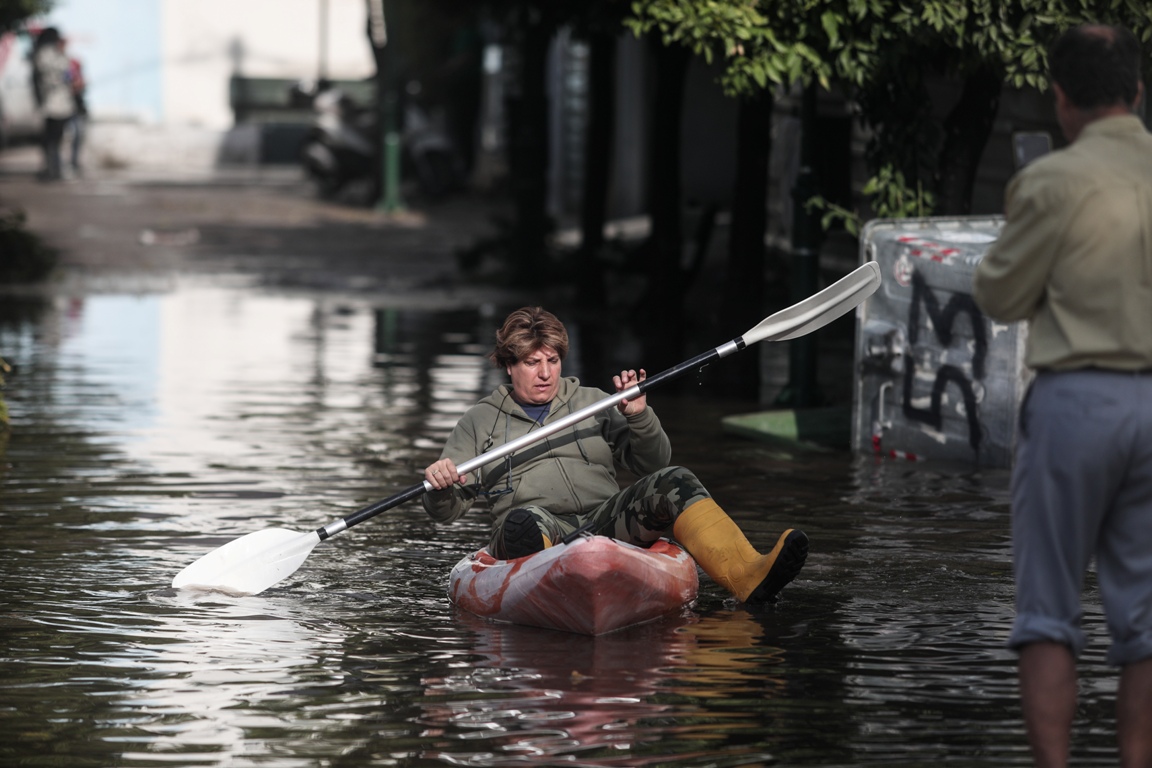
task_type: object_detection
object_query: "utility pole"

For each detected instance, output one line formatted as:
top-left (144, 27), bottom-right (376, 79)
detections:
top-left (368, 0), bottom-right (404, 213)
top-left (775, 83), bottom-right (826, 408)
top-left (318, 0), bottom-right (328, 81)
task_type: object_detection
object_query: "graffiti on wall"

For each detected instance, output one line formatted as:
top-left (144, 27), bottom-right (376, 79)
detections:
top-left (901, 270), bottom-right (987, 452)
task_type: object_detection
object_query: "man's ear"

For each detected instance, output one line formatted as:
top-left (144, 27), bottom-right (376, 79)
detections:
top-left (1133, 81), bottom-right (1146, 115)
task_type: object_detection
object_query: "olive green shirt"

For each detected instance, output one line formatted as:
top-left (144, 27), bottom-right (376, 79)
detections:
top-left (973, 115), bottom-right (1152, 371)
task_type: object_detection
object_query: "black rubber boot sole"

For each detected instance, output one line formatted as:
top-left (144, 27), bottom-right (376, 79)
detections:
top-left (499, 509), bottom-right (546, 560)
top-left (747, 529), bottom-right (809, 605)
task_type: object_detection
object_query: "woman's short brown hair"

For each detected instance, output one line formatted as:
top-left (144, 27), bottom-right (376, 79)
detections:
top-left (489, 307), bottom-right (569, 368)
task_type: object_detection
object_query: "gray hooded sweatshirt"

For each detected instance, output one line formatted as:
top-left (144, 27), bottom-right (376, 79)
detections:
top-left (422, 376), bottom-right (671, 524)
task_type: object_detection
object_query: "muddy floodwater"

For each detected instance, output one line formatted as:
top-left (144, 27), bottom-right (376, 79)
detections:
top-left (0, 285), bottom-right (1124, 767)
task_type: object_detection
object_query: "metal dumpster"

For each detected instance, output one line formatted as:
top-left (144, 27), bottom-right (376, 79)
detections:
top-left (853, 217), bottom-right (1030, 467)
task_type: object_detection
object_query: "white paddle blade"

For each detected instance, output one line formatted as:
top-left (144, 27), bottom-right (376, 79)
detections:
top-left (171, 528), bottom-right (321, 595)
top-left (743, 261), bottom-right (881, 345)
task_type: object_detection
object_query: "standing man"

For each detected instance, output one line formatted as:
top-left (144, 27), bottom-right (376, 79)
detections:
top-left (973, 24), bottom-right (1152, 768)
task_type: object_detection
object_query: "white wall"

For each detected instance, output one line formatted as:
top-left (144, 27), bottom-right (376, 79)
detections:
top-left (41, 0), bottom-right (376, 129)
top-left (161, 0), bottom-right (376, 128)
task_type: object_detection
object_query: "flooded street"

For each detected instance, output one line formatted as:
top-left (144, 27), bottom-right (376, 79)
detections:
top-left (0, 283), bottom-right (1123, 767)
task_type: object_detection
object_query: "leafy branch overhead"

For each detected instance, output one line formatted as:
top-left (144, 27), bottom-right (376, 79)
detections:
top-left (807, 164), bottom-right (936, 236)
top-left (626, 0), bottom-right (864, 94)
top-left (627, 0), bottom-right (1152, 219)
top-left (629, 0), bottom-right (1151, 98)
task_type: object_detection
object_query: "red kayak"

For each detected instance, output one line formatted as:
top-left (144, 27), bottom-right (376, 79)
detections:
top-left (448, 535), bottom-right (699, 635)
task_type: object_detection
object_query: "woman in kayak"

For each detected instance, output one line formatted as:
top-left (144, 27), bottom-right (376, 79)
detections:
top-left (422, 306), bottom-right (807, 605)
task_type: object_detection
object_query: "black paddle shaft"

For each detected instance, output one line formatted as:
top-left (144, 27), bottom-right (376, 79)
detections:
top-left (634, 343), bottom-right (741, 392)
top-left (322, 482), bottom-right (427, 538)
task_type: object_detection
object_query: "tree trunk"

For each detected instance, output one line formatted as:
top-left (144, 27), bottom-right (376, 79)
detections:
top-left (639, 36), bottom-right (690, 372)
top-left (575, 31), bottom-right (617, 307)
top-left (505, 11), bottom-right (552, 286)
top-left (367, 10), bottom-right (388, 203)
top-left (935, 64), bottom-right (1002, 215)
top-left (720, 88), bottom-right (774, 400)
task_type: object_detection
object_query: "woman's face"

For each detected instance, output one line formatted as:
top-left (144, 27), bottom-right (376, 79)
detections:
top-left (507, 345), bottom-right (562, 405)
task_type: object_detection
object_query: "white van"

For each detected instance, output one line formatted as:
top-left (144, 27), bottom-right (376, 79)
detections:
top-left (0, 30), bottom-right (41, 147)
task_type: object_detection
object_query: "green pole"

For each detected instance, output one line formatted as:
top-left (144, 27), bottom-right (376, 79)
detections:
top-left (371, 0), bottom-right (403, 214)
top-left (378, 91), bottom-right (405, 213)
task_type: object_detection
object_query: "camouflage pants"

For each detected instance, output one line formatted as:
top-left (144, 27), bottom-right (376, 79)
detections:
top-left (487, 465), bottom-right (710, 553)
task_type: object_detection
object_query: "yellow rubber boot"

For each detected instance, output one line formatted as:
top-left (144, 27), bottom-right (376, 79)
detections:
top-left (672, 499), bottom-right (809, 604)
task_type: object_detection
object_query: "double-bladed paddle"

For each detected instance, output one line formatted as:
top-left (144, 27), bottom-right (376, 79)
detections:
top-left (171, 261), bottom-right (881, 595)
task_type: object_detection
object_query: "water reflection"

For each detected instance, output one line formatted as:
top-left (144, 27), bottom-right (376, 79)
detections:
top-left (0, 286), bottom-right (1127, 766)
top-left (405, 609), bottom-right (807, 766)
top-left (126, 594), bottom-right (345, 765)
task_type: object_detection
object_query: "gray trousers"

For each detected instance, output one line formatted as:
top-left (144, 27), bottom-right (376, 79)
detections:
top-left (487, 465), bottom-right (710, 553)
top-left (1009, 369), bottom-right (1152, 666)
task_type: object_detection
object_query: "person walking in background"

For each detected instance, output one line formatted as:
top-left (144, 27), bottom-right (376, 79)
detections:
top-left (422, 306), bottom-right (809, 606)
top-left (30, 27), bottom-right (75, 181)
top-left (973, 24), bottom-right (1152, 768)
top-left (65, 39), bottom-right (86, 176)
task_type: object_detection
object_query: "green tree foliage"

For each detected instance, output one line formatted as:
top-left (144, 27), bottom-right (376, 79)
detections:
top-left (808, 164), bottom-right (935, 236)
top-left (0, 0), bottom-right (54, 33)
top-left (631, 0), bottom-right (1151, 100)
top-left (629, 0), bottom-right (1152, 218)
top-left (627, 0), bottom-right (879, 94)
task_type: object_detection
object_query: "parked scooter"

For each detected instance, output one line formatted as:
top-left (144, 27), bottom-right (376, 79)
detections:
top-left (400, 80), bottom-right (464, 200)
top-left (296, 79), bottom-right (462, 202)
top-left (297, 80), bottom-right (376, 199)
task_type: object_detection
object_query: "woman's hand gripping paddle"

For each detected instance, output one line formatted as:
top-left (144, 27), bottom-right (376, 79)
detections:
top-left (172, 261), bottom-right (881, 595)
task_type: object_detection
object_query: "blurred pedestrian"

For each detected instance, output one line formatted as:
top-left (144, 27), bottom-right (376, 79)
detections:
top-left (30, 27), bottom-right (75, 181)
top-left (973, 23), bottom-right (1152, 768)
top-left (65, 39), bottom-right (87, 175)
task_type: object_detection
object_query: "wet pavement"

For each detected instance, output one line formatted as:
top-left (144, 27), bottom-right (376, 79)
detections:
top-left (0, 140), bottom-right (530, 308)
